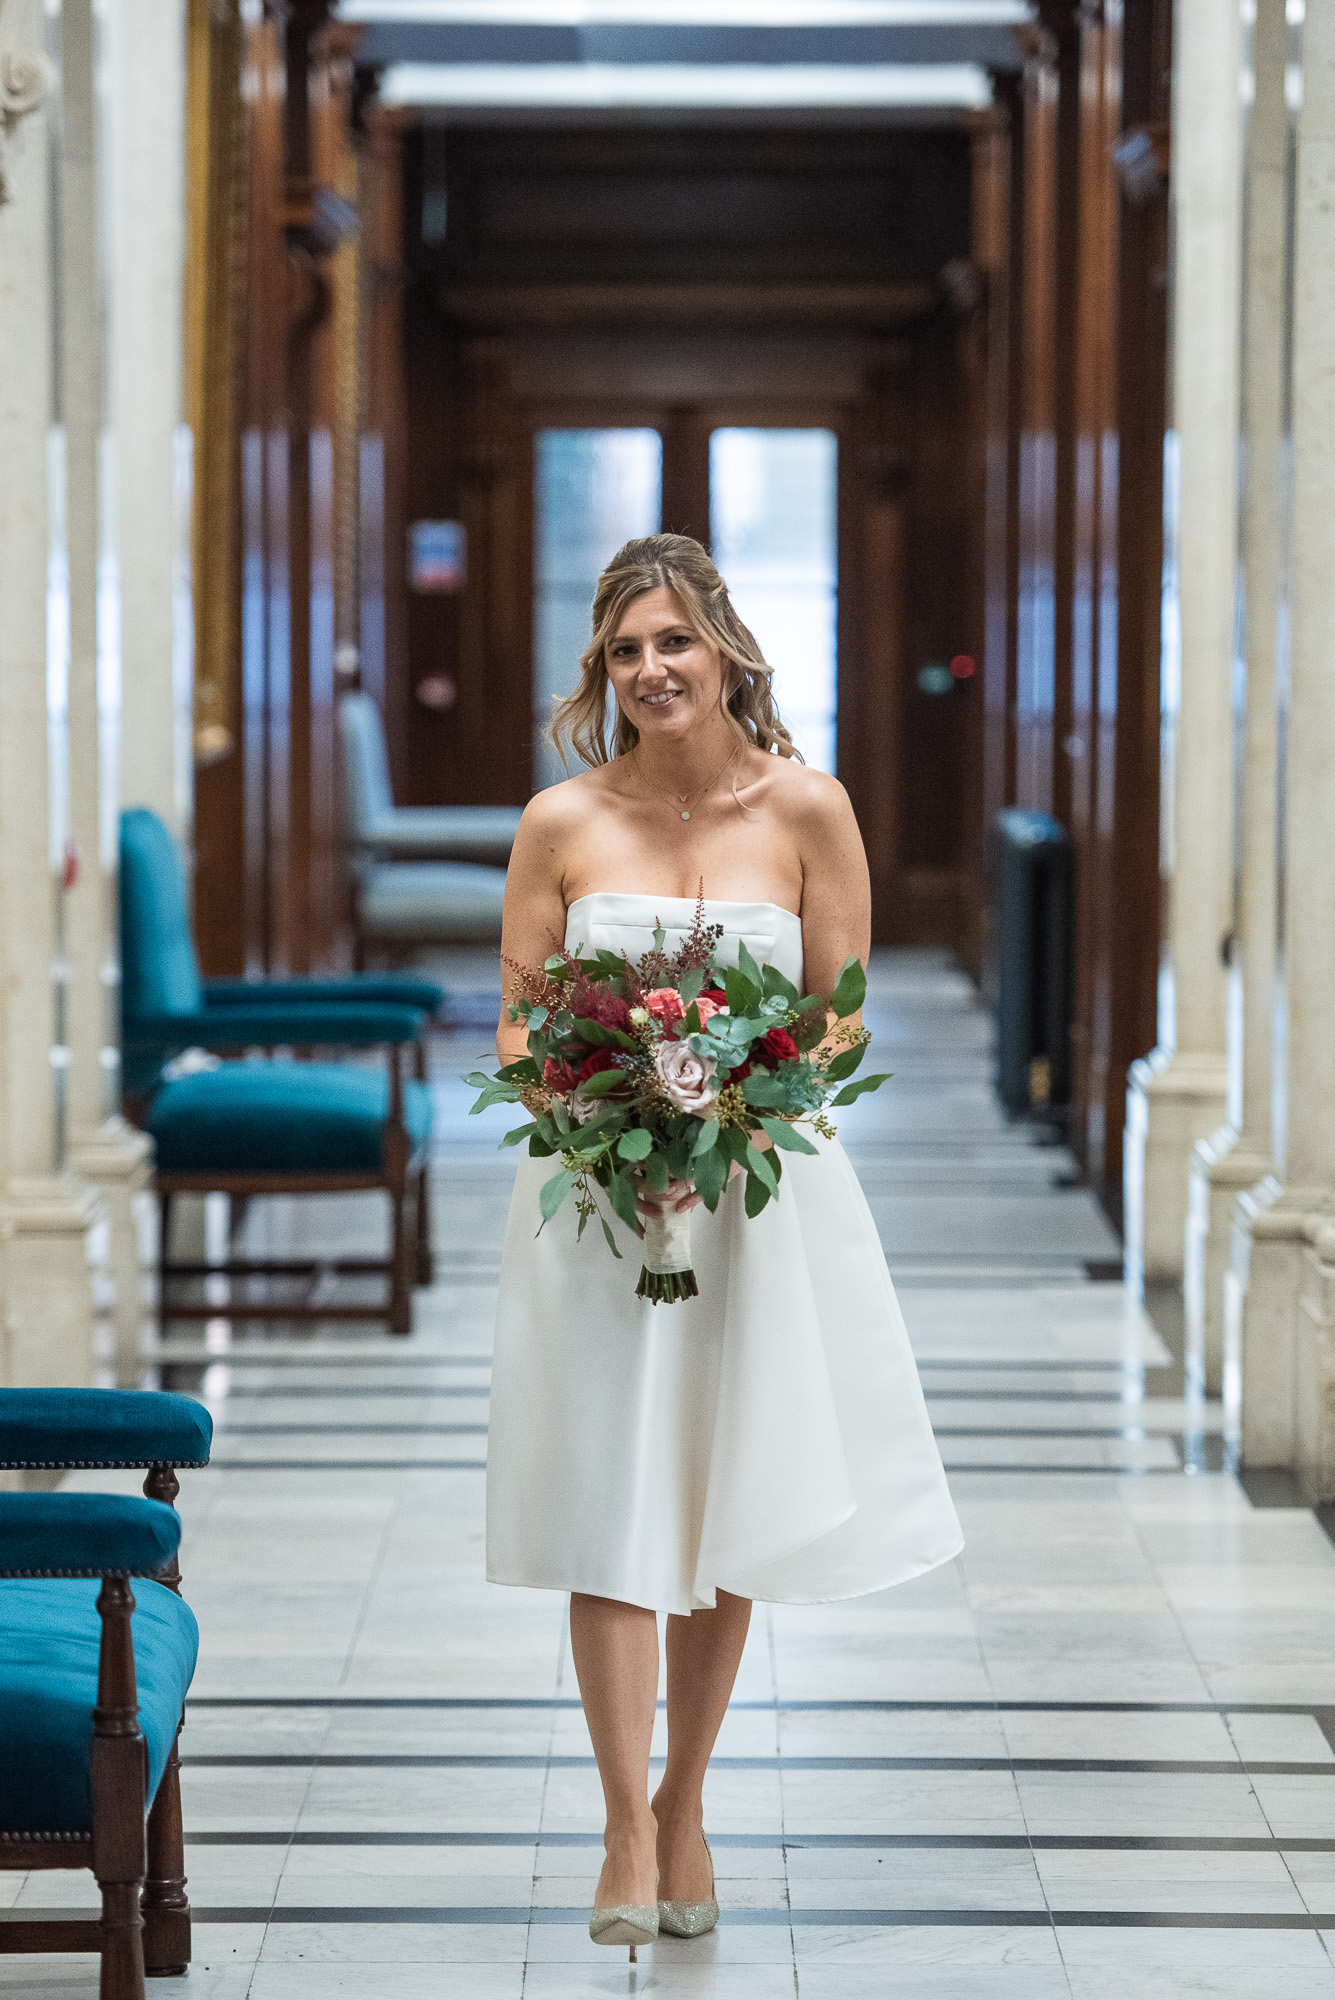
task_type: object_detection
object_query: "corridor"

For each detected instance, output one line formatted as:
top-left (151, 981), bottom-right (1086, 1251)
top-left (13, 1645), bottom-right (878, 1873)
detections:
top-left (10, 953), bottom-right (1335, 1998)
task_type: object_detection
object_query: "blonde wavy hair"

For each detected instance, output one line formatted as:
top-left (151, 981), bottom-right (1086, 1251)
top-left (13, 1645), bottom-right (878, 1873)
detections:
top-left (549, 533), bottom-right (801, 770)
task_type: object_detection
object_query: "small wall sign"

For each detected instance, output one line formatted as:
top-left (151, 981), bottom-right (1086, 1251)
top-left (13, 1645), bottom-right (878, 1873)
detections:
top-left (409, 520), bottom-right (466, 593)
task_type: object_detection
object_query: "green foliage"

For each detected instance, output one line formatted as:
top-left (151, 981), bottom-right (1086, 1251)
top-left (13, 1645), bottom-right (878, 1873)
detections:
top-left (693, 1142), bottom-right (728, 1211)
top-left (607, 1169), bottom-right (640, 1232)
top-left (831, 956), bottom-right (867, 1020)
top-left (823, 1041), bottom-right (868, 1083)
top-left (758, 1117), bottom-right (819, 1154)
top-left (643, 1151), bottom-right (670, 1195)
top-left (744, 1143), bottom-right (779, 1198)
top-left (579, 1067), bottom-right (630, 1098)
top-left (744, 1171), bottom-right (772, 1218)
top-left (691, 1118), bottom-right (720, 1158)
top-left (600, 1217), bottom-right (623, 1259)
top-left (831, 1071), bottom-right (894, 1106)
top-left (572, 1018), bottom-right (637, 1049)
top-left (678, 965), bottom-right (706, 1004)
top-left (617, 1128), bottom-right (653, 1162)
top-left (538, 1168), bottom-right (577, 1226)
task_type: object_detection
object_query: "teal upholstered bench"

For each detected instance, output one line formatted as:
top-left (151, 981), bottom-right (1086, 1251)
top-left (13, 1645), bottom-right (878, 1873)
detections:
top-left (0, 1388), bottom-right (211, 1994)
top-left (120, 808), bottom-right (437, 1334)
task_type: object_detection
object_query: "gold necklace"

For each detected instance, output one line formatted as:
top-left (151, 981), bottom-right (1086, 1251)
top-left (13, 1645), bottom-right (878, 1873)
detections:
top-left (634, 744), bottom-right (740, 821)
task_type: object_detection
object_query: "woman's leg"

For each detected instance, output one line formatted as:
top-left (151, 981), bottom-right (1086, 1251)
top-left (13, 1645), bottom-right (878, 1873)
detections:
top-left (652, 1591), bottom-right (753, 1900)
top-left (568, 1593), bottom-right (661, 1909)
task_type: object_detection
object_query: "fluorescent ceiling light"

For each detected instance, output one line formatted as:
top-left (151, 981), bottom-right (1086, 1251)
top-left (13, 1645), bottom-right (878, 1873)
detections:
top-left (379, 60), bottom-right (993, 106)
top-left (344, 2), bottom-right (1030, 25)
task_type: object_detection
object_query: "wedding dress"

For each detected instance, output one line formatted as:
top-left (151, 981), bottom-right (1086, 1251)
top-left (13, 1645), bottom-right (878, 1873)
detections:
top-left (485, 892), bottom-right (963, 1615)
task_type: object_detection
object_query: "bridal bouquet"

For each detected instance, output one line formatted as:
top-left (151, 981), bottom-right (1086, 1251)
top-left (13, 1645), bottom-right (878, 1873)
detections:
top-left (466, 899), bottom-right (891, 1303)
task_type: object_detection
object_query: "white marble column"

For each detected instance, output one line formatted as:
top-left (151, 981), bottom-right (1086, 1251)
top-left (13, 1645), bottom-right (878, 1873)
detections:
top-left (0, 0), bottom-right (103, 1391)
top-left (108, 0), bottom-right (192, 833)
top-left (57, 0), bottom-right (154, 1386)
top-left (1124, 0), bottom-right (1242, 1286)
top-left (1232, 0), bottom-right (1335, 1490)
top-left (1184, 0), bottom-right (1286, 1393)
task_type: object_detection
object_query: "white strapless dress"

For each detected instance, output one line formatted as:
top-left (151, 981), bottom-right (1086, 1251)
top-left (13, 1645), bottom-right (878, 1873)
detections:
top-left (485, 892), bottom-right (963, 1615)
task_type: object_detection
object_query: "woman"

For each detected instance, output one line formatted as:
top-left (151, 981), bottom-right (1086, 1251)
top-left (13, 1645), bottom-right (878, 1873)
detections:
top-left (486, 534), bottom-right (962, 1954)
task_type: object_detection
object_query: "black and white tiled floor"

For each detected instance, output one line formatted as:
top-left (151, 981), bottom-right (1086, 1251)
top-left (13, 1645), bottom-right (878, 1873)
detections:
top-left (10, 950), bottom-right (1335, 1996)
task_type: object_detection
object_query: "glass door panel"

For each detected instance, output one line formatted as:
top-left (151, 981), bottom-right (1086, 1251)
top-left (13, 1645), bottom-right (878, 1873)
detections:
top-left (533, 428), bottom-right (662, 789)
top-left (708, 428), bottom-right (838, 775)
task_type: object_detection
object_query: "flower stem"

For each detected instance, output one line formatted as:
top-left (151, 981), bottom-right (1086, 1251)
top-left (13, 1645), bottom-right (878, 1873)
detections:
top-left (635, 1266), bottom-right (700, 1305)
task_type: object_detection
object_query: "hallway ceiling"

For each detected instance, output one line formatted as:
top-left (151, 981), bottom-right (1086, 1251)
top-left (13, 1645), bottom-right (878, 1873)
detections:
top-left (337, 0), bottom-right (1033, 116)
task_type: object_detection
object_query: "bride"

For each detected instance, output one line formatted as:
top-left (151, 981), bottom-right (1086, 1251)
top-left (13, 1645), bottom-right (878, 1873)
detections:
top-left (486, 533), bottom-right (962, 1955)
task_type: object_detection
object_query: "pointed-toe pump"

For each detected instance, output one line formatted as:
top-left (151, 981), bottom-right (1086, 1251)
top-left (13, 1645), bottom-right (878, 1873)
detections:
top-left (658, 1833), bottom-right (719, 1939)
top-left (590, 1869), bottom-right (659, 1959)
top-left (588, 1905), bottom-right (659, 1950)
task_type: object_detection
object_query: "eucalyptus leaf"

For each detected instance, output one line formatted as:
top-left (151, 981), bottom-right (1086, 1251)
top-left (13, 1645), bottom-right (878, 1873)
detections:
top-left (762, 962), bottom-right (799, 1006)
top-left (600, 1217), bottom-right (624, 1259)
top-left (526, 1006), bottom-right (549, 1032)
top-left (831, 956), bottom-right (867, 1020)
top-left (758, 1117), bottom-right (819, 1154)
top-left (499, 1122), bottom-right (539, 1149)
top-left (579, 1066), bottom-right (629, 1098)
top-left (744, 1171), bottom-right (772, 1219)
top-left (736, 940), bottom-right (763, 991)
top-left (723, 964), bottom-right (761, 1018)
top-left (607, 1170), bottom-right (640, 1232)
top-left (644, 1152), bottom-right (670, 1195)
top-left (573, 1018), bottom-right (637, 1049)
top-left (678, 965), bottom-right (706, 1004)
top-left (617, 1128), bottom-right (653, 1162)
top-left (694, 1143), bottom-right (728, 1211)
top-left (691, 1118), bottom-right (721, 1158)
top-left (577, 1207), bottom-right (589, 1240)
top-left (831, 1071), bottom-right (894, 1106)
top-left (824, 1041), bottom-right (868, 1083)
top-left (538, 1168), bottom-right (577, 1225)
top-left (544, 954), bottom-right (567, 974)
top-left (744, 1143), bottom-right (779, 1197)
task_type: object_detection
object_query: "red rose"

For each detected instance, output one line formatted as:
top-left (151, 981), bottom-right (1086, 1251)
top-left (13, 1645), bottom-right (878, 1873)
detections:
top-left (578, 1046), bottom-right (621, 1085)
top-left (701, 988), bottom-right (726, 1007)
top-left (752, 1027), bottom-right (800, 1072)
top-left (543, 1057), bottom-right (580, 1093)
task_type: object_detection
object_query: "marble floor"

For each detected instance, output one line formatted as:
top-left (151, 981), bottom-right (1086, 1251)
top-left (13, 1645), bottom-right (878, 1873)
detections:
top-left (9, 950), bottom-right (1335, 1996)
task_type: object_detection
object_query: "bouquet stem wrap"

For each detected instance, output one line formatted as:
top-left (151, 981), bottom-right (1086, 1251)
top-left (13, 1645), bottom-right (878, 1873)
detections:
top-left (636, 1208), bottom-right (699, 1306)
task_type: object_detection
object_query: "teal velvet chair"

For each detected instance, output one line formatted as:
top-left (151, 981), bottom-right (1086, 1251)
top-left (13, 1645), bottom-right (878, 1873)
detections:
top-left (338, 693), bottom-right (512, 963)
top-left (120, 806), bottom-right (444, 1101)
top-left (0, 1387), bottom-right (211, 1993)
top-left (120, 809), bottom-right (436, 1334)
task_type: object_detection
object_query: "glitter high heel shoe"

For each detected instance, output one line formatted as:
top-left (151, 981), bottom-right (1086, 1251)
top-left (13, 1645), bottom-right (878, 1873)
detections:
top-left (589, 1872), bottom-right (659, 1960)
top-left (658, 1833), bottom-right (719, 1938)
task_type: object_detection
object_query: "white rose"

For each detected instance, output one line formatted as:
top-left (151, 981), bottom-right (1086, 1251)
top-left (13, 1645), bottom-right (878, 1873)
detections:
top-left (655, 1038), bottom-right (718, 1114)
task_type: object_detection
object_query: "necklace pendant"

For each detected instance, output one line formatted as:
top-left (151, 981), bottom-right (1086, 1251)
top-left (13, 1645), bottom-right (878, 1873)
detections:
top-left (680, 809), bottom-right (691, 820)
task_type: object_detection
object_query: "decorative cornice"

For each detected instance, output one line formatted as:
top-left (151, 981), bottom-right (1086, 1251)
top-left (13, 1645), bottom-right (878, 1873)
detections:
top-left (0, 3), bottom-right (55, 209)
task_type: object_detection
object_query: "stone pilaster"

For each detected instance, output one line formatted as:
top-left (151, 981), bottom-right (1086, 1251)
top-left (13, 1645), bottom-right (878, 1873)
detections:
top-left (58, 0), bottom-right (180, 1382)
top-left (108, 0), bottom-right (191, 834)
top-left (1185, 0), bottom-right (1286, 1392)
top-left (1231, 0), bottom-right (1335, 1490)
top-left (0, 0), bottom-right (102, 1389)
top-left (1123, 0), bottom-right (1241, 1286)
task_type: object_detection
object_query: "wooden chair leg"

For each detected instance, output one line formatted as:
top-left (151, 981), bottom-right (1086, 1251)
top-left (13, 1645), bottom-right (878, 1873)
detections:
top-left (389, 1183), bottom-right (413, 1335)
top-left (141, 1719), bottom-right (190, 1977)
top-left (93, 1577), bottom-right (147, 2000)
top-left (414, 1163), bottom-right (433, 1287)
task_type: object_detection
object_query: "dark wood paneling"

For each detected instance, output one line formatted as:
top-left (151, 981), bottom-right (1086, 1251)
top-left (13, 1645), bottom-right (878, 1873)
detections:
top-left (419, 125), bottom-right (972, 288)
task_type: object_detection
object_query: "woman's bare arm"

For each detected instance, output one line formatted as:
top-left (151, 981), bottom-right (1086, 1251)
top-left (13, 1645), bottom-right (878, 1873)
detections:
top-left (792, 770), bottom-right (872, 1023)
top-left (495, 788), bottom-right (578, 1064)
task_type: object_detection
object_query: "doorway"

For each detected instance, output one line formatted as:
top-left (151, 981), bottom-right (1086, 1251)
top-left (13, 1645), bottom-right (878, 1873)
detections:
top-left (532, 419), bottom-right (839, 784)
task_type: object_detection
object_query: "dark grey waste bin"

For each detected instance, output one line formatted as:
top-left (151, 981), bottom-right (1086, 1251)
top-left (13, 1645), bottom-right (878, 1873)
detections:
top-left (994, 809), bottom-right (1073, 1117)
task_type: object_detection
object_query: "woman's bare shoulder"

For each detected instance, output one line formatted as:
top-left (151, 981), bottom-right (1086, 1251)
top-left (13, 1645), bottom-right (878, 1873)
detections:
top-left (518, 765), bottom-right (619, 838)
top-left (752, 753), bottom-right (855, 828)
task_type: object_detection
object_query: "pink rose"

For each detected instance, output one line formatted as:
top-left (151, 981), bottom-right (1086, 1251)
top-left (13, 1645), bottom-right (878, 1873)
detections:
top-left (694, 993), bottom-right (726, 1026)
top-left (645, 988), bottom-right (686, 1033)
top-left (654, 1038), bottom-right (718, 1114)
